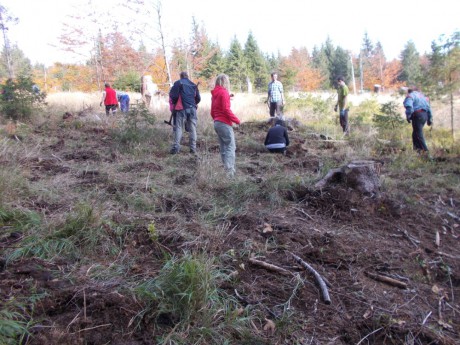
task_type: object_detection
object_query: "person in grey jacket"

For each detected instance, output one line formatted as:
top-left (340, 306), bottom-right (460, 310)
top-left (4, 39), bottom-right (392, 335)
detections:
top-left (264, 118), bottom-right (289, 154)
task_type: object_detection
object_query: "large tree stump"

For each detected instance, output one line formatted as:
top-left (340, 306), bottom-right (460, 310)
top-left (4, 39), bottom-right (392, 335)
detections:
top-left (315, 160), bottom-right (382, 195)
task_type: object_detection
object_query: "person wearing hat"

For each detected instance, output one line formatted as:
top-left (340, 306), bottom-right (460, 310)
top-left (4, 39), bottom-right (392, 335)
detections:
top-left (264, 118), bottom-right (290, 154)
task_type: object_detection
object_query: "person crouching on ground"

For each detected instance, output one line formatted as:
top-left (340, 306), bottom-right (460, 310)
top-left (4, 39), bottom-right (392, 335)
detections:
top-left (117, 91), bottom-right (130, 113)
top-left (264, 118), bottom-right (290, 154)
top-left (100, 83), bottom-right (118, 116)
top-left (211, 74), bottom-right (241, 177)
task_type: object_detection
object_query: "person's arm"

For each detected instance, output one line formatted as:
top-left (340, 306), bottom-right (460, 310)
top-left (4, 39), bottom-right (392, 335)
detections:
top-left (280, 83), bottom-right (285, 105)
top-left (223, 92), bottom-right (240, 125)
top-left (169, 82), bottom-right (179, 104)
top-left (403, 96), bottom-right (414, 122)
top-left (264, 130), bottom-right (270, 146)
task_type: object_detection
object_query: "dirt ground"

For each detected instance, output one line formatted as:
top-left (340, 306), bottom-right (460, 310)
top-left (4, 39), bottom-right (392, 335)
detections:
top-left (0, 116), bottom-right (459, 345)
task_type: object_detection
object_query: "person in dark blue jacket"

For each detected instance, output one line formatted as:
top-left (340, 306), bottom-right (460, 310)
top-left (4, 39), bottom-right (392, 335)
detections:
top-left (403, 87), bottom-right (433, 152)
top-left (264, 118), bottom-right (290, 154)
top-left (169, 71), bottom-right (201, 154)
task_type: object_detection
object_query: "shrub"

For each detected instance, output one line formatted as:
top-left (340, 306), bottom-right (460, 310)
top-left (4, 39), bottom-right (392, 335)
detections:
top-left (110, 102), bottom-right (156, 146)
top-left (0, 74), bottom-right (47, 123)
top-left (373, 101), bottom-right (405, 130)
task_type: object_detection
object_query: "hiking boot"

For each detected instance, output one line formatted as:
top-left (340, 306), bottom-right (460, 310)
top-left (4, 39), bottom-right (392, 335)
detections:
top-left (170, 149), bottom-right (179, 154)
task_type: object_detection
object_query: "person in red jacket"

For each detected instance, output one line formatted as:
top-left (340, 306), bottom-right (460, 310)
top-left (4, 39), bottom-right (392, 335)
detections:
top-left (211, 74), bottom-right (240, 177)
top-left (100, 82), bottom-right (118, 116)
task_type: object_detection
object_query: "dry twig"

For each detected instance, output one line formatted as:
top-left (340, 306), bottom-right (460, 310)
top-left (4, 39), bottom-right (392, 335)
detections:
top-left (248, 257), bottom-right (292, 276)
top-left (289, 252), bottom-right (331, 304)
top-left (365, 271), bottom-right (408, 289)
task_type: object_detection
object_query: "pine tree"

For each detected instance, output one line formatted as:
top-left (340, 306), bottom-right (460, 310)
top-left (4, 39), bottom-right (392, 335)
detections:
top-left (398, 40), bottom-right (421, 86)
top-left (243, 32), bottom-right (268, 90)
top-left (225, 37), bottom-right (247, 92)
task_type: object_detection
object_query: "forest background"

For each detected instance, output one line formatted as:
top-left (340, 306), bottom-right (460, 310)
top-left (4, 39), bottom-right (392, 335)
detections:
top-left (0, 0), bottom-right (459, 100)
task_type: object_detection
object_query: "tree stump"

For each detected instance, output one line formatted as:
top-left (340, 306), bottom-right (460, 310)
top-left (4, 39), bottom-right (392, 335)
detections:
top-left (315, 160), bottom-right (382, 195)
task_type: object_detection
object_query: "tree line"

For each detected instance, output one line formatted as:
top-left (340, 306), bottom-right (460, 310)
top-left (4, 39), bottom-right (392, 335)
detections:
top-left (0, 3), bottom-right (458, 103)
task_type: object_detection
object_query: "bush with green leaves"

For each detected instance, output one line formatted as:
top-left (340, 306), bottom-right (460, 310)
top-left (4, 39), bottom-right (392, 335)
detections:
top-left (353, 98), bottom-right (380, 124)
top-left (110, 102), bottom-right (156, 146)
top-left (373, 101), bottom-right (406, 130)
top-left (0, 74), bottom-right (47, 122)
top-left (113, 70), bottom-right (141, 92)
top-left (287, 93), bottom-right (335, 117)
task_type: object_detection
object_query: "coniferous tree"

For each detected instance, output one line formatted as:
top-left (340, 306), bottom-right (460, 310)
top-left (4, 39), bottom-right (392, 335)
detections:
top-left (243, 32), bottom-right (268, 90)
top-left (427, 31), bottom-right (460, 140)
top-left (225, 37), bottom-right (247, 91)
top-left (312, 45), bottom-right (331, 89)
top-left (398, 40), bottom-right (422, 86)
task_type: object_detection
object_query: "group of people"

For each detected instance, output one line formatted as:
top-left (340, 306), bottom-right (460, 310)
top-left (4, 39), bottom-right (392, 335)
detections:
top-left (140, 70), bottom-right (434, 177)
top-left (167, 71), bottom-right (292, 177)
top-left (100, 82), bottom-right (130, 115)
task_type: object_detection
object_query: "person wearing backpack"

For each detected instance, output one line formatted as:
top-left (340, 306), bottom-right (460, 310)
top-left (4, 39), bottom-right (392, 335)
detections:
top-left (169, 72), bottom-right (201, 154)
top-left (266, 72), bottom-right (285, 118)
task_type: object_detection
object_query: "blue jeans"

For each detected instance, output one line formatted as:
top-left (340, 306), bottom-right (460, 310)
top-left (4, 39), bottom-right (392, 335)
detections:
top-left (214, 121), bottom-right (236, 176)
top-left (171, 107), bottom-right (197, 152)
top-left (411, 111), bottom-right (428, 151)
top-left (339, 109), bottom-right (349, 133)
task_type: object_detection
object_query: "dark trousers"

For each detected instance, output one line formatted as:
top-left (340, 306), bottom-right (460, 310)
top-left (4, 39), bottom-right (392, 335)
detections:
top-left (269, 102), bottom-right (282, 117)
top-left (340, 109), bottom-right (349, 133)
top-left (411, 111), bottom-right (428, 151)
top-left (268, 147), bottom-right (286, 153)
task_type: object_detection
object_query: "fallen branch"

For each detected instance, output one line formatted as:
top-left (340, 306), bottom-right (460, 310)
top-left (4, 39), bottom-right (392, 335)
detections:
top-left (248, 257), bottom-right (292, 276)
top-left (365, 271), bottom-right (408, 289)
top-left (437, 252), bottom-right (460, 260)
top-left (289, 252), bottom-right (331, 304)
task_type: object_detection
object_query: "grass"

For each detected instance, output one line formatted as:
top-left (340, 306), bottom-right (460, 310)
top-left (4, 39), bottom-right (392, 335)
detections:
top-left (135, 253), bottom-right (258, 344)
top-left (0, 90), bottom-right (459, 344)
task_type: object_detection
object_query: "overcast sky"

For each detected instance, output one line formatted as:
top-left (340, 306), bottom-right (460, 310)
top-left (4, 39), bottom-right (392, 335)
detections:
top-left (1, 0), bottom-right (458, 66)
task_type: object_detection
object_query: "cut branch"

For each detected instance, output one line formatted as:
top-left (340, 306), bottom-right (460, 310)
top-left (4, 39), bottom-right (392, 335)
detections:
top-left (365, 271), bottom-right (408, 289)
top-left (289, 252), bottom-right (331, 304)
top-left (248, 257), bottom-right (292, 276)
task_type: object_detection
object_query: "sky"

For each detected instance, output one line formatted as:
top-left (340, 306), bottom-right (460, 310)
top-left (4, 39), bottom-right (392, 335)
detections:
top-left (1, 0), bottom-right (459, 67)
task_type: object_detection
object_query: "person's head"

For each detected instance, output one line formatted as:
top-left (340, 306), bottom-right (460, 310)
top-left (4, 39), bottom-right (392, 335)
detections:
top-left (215, 74), bottom-right (231, 90)
top-left (104, 82), bottom-right (111, 88)
top-left (271, 72), bottom-right (278, 81)
top-left (408, 86), bottom-right (419, 94)
top-left (275, 118), bottom-right (285, 127)
top-left (337, 76), bottom-right (345, 86)
top-left (180, 71), bottom-right (188, 79)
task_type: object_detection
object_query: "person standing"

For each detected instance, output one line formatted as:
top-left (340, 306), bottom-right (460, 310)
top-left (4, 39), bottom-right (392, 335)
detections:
top-left (403, 87), bottom-right (433, 152)
top-left (211, 74), bottom-right (240, 177)
top-left (169, 72), bottom-right (201, 154)
top-left (264, 118), bottom-right (290, 154)
top-left (334, 76), bottom-right (349, 134)
top-left (117, 91), bottom-right (130, 113)
top-left (266, 72), bottom-right (285, 118)
top-left (100, 83), bottom-right (118, 116)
